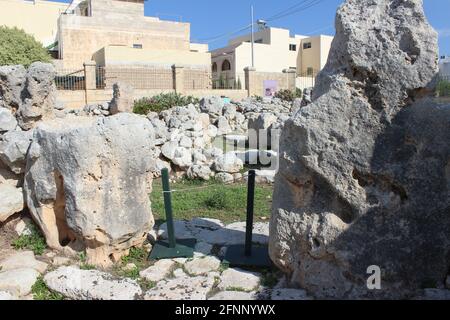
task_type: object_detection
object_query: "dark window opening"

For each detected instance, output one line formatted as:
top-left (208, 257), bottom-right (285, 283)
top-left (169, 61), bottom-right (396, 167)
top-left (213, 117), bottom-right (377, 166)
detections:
top-left (303, 42), bottom-right (312, 49)
top-left (289, 44), bottom-right (297, 51)
top-left (221, 60), bottom-right (231, 71)
top-left (133, 44), bottom-right (143, 49)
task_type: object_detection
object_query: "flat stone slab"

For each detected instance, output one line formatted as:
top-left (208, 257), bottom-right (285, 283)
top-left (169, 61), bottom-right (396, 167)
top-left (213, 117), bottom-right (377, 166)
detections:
top-left (44, 266), bottom-right (142, 300)
top-left (145, 274), bottom-right (216, 300)
top-left (140, 259), bottom-right (176, 282)
top-left (0, 184), bottom-right (24, 222)
top-left (0, 268), bottom-right (40, 297)
top-left (184, 256), bottom-right (221, 276)
top-left (194, 241), bottom-right (213, 257)
top-left (218, 268), bottom-right (261, 291)
top-left (208, 291), bottom-right (257, 300)
top-left (0, 251), bottom-right (48, 274)
top-left (0, 290), bottom-right (18, 300)
top-left (271, 288), bottom-right (313, 300)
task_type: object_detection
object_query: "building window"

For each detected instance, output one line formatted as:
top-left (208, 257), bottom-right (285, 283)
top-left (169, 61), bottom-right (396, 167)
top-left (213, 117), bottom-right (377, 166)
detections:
top-left (255, 39), bottom-right (263, 44)
top-left (221, 60), bottom-right (231, 71)
top-left (212, 62), bottom-right (218, 73)
top-left (307, 67), bottom-right (314, 76)
top-left (303, 42), bottom-right (312, 49)
top-left (133, 44), bottom-right (143, 49)
top-left (289, 44), bottom-right (297, 51)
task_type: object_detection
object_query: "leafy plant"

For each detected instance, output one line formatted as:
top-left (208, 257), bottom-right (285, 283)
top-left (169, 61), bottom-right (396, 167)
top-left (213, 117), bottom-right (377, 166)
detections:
top-left (133, 93), bottom-right (199, 114)
top-left (203, 191), bottom-right (232, 210)
top-left (274, 88), bottom-right (302, 102)
top-left (252, 95), bottom-right (263, 102)
top-left (31, 277), bottom-right (64, 300)
top-left (12, 224), bottom-right (47, 255)
top-left (0, 26), bottom-right (51, 67)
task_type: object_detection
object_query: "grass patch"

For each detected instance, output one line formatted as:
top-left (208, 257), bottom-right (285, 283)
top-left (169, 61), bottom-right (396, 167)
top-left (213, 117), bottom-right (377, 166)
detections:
top-left (138, 278), bottom-right (157, 291)
top-left (121, 247), bottom-right (148, 269)
top-left (151, 179), bottom-right (273, 224)
top-left (31, 276), bottom-right (64, 300)
top-left (12, 224), bottom-right (47, 255)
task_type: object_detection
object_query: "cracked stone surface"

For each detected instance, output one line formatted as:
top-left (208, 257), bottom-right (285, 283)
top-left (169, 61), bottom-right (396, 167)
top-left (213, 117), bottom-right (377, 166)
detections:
top-left (44, 266), bottom-right (142, 300)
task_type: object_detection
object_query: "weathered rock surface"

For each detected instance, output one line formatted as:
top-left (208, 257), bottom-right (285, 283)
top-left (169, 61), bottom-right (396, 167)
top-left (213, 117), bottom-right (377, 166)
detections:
top-left (144, 273), bottom-right (216, 300)
top-left (139, 259), bottom-right (176, 282)
top-left (0, 290), bottom-right (17, 300)
top-left (24, 113), bottom-right (156, 266)
top-left (0, 184), bottom-right (24, 222)
top-left (0, 251), bottom-right (48, 274)
top-left (0, 65), bottom-right (26, 111)
top-left (0, 107), bottom-right (17, 132)
top-left (109, 82), bottom-right (134, 115)
top-left (208, 291), bottom-right (256, 300)
top-left (270, 0), bottom-right (448, 299)
top-left (44, 266), bottom-right (142, 300)
top-left (0, 268), bottom-right (39, 297)
top-left (184, 256), bottom-right (221, 276)
top-left (218, 268), bottom-right (261, 291)
top-left (16, 62), bottom-right (56, 130)
top-left (0, 129), bottom-right (33, 174)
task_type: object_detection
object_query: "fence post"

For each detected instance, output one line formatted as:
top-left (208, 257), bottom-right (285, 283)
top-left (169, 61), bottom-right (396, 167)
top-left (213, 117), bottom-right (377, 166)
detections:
top-left (283, 68), bottom-right (297, 92)
top-left (172, 64), bottom-right (185, 94)
top-left (245, 170), bottom-right (256, 257)
top-left (244, 67), bottom-right (256, 97)
top-left (83, 61), bottom-right (97, 105)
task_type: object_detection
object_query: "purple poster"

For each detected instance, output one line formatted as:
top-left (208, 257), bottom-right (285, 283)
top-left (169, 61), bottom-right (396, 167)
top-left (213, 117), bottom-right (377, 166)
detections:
top-left (263, 80), bottom-right (278, 97)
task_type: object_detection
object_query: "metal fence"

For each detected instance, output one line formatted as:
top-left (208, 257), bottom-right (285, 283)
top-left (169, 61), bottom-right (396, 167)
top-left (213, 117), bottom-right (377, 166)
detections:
top-left (103, 66), bottom-right (174, 90)
top-left (96, 66), bottom-right (106, 90)
top-left (55, 69), bottom-right (85, 90)
top-left (296, 70), bottom-right (318, 90)
top-left (184, 69), bottom-right (211, 90)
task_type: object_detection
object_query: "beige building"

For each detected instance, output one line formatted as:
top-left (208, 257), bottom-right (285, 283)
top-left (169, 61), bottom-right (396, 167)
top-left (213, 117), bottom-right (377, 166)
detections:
top-left (0, 0), bottom-right (67, 48)
top-left (211, 27), bottom-right (333, 88)
top-left (0, 0), bottom-right (211, 70)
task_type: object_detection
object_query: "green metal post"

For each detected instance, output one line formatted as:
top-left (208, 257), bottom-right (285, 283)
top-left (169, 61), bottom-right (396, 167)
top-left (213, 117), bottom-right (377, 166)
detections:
top-left (161, 168), bottom-right (176, 248)
top-left (245, 170), bottom-right (256, 256)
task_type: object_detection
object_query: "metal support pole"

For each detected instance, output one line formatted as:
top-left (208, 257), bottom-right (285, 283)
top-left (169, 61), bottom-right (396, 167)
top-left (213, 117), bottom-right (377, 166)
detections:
top-left (245, 170), bottom-right (256, 256)
top-left (251, 5), bottom-right (255, 68)
top-left (161, 168), bottom-right (176, 248)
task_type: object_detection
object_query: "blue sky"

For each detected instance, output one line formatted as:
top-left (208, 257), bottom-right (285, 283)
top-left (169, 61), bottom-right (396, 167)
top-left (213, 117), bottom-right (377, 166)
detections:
top-left (55, 0), bottom-right (450, 54)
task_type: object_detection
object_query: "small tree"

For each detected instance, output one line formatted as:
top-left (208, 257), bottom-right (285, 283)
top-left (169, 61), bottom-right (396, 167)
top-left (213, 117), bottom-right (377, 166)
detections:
top-left (0, 26), bottom-right (51, 67)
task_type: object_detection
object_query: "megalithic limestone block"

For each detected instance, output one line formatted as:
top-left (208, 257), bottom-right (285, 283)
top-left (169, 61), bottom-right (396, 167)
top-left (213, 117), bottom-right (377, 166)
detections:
top-left (269, 0), bottom-right (449, 299)
top-left (24, 113), bottom-right (156, 267)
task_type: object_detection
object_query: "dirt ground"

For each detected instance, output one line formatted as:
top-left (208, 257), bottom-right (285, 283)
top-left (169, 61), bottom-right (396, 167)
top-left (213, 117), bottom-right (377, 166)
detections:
top-left (0, 213), bottom-right (21, 260)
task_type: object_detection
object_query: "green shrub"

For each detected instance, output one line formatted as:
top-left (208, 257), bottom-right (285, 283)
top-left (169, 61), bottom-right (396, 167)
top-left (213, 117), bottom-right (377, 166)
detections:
top-left (204, 191), bottom-right (232, 210)
top-left (12, 224), bottom-right (47, 255)
top-left (437, 79), bottom-right (450, 97)
top-left (274, 88), bottom-right (302, 102)
top-left (133, 93), bottom-right (199, 114)
top-left (31, 276), bottom-right (64, 300)
top-left (0, 26), bottom-right (51, 67)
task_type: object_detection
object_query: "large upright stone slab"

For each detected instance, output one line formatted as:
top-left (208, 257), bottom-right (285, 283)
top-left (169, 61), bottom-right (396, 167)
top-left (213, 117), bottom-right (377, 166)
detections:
top-left (270, 0), bottom-right (449, 299)
top-left (24, 113), bottom-right (156, 266)
top-left (0, 63), bottom-right (56, 130)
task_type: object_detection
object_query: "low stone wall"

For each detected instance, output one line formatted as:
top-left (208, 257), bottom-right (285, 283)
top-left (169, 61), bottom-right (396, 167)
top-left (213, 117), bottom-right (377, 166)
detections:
top-left (57, 89), bottom-right (250, 109)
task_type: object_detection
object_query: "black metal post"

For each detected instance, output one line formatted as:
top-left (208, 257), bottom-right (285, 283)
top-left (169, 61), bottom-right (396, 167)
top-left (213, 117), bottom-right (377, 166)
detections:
top-left (245, 170), bottom-right (256, 256)
top-left (161, 168), bottom-right (176, 248)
